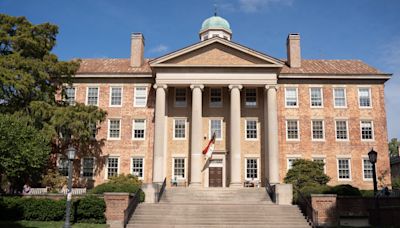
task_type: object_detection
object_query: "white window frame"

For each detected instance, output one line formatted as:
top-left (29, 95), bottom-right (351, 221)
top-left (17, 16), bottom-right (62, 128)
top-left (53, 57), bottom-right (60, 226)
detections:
top-left (105, 156), bottom-right (120, 180)
top-left (109, 86), bottom-right (123, 107)
top-left (64, 86), bottom-right (76, 106)
top-left (244, 88), bottom-right (258, 108)
top-left (362, 157), bottom-right (373, 181)
top-left (309, 87), bottom-right (324, 108)
top-left (81, 157), bottom-right (95, 179)
top-left (244, 158), bottom-right (259, 180)
top-left (57, 155), bottom-right (69, 177)
top-left (134, 86), bottom-right (148, 108)
top-left (131, 157), bottom-right (144, 180)
top-left (358, 87), bottom-right (372, 108)
top-left (285, 87), bottom-right (298, 108)
top-left (333, 87), bottom-right (347, 108)
top-left (86, 86), bottom-right (99, 106)
top-left (286, 119), bottom-right (300, 141)
top-left (335, 120), bottom-right (349, 141)
top-left (173, 118), bottom-right (186, 140)
top-left (209, 88), bottom-right (223, 108)
top-left (287, 156), bottom-right (301, 171)
top-left (132, 119), bottom-right (146, 140)
top-left (311, 119), bottom-right (325, 141)
top-left (245, 119), bottom-right (258, 140)
top-left (172, 157), bottom-right (186, 180)
top-left (360, 120), bottom-right (374, 141)
top-left (209, 118), bottom-right (223, 140)
top-left (108, 119), bottom-right (121, 140)
top-left (337, 158), bottom-right (352, 181)
top-left (312, 157), bottom-right (326, 174)
top-left (174, 87), bottom-right (187, 108)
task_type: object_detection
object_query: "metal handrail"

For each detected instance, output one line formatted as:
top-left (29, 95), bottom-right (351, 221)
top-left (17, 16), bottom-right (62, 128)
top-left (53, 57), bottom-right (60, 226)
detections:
top-left (294, 187), bottom-right (318, 228)
top-left (123, 190), bottom-right (141, 227)
top-left (265, 178), bottom-right (276, 202)
top-left (157, 177), bottom-right (167, 203)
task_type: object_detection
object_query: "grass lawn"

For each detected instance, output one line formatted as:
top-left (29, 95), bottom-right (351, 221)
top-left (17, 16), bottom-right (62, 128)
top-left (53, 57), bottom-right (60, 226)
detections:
top-left (0, 220), bottom-right (106, 228)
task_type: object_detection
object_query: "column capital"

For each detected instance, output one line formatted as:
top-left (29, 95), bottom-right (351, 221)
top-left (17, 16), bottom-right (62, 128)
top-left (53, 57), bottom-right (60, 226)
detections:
top-left (265, 84), bottom-right (279, 90)
top-left (228, 84), bottom-right (243, 90)
top-left (190, 84), bottom-right (204, 90)
top-left (153, 84), bottom-right (168, 89)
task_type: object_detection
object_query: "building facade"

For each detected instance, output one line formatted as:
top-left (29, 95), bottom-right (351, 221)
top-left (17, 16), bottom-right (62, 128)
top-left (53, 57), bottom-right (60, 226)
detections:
top-left (65, 15), bottom-right (392, 189)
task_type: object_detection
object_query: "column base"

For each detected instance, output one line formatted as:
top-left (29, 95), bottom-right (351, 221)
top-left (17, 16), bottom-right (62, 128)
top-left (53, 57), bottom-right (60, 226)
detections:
top-left (229, 182), bottom-right (242, 188)
top-left (189, 182), bottom-right (202, 188)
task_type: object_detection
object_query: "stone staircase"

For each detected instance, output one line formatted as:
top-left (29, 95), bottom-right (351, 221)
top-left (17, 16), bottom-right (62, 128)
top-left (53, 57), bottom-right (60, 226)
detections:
top-left (127, 188), bottom-right (310, 228)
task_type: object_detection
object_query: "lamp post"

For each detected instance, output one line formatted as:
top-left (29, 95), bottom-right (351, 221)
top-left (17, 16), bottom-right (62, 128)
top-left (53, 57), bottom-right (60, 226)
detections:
top-left (63, 145), bottom-right (76, 228)
top-left (368, 148), bottom-right (378, 196)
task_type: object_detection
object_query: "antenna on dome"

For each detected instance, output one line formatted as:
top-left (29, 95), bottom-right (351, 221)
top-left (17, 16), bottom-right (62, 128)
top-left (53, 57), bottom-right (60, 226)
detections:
top-left (214, 4), bottom-right (218, 16)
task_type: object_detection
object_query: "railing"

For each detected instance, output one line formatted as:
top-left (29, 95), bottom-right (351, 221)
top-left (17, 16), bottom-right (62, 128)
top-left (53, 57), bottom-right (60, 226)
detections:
top-left (265, 178), bottom-right (276, 203)
top-left (157, 177), bottom-right (167, 203)
top-left (294, 187), bottom-right (318, 228)
top-left (123, 190), bottom-right (141, 227)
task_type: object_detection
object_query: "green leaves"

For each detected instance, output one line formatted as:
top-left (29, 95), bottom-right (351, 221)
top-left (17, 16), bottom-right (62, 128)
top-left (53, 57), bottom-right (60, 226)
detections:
top-left (284, 159), bottom-right (331, 190)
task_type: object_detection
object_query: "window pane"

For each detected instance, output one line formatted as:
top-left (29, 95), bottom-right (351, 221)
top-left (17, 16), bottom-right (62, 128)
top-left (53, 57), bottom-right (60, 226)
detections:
top-left (58, 158), bottom-right (69, 176)
top-left (286, 88), bottom-right (298, 106)
top-left (246, 159), bottom-right (258, 179)
top-left (246, 120), bottom-right (257, 139)
top-left (336, 121), bottom-right (348, 140)
top-left (65, 87), bottom-right (75, 105)
top-left (132, 158), bottom-right (144, 178)
top-left (134, 119), bottom-right (145, 139)
top-left (134, 87), bottom-right (147, 107)
top-left (87, 87), bottom-right (98, 105)
top-left (359, 88), bottom-right (371, 107)
top-left (312, 120), bottom-right (324, 140)
top-left (174, 119), bottom-right (186, 138)
top-left (175, 88), bottom-right (187, 107)
top-left (338, 159), bottom-right (350, 179)
top-left (310, 88), bottom-right (322, 106)
top-left (245, 88), bottom-right (257, 107)
top-left (363, 159), bottom-right (373, 179)
top-left (361, 121), bottom-right (373, 140)
top-left (287, 120), bottom-right (299, 139)
top-left (83, 158), bottom-right (94, 178)
top-left (211, 119), bottom-right (222, 139)
top-left (107, 157), bottom-right (119, 178)
top-left (210, 88), bottom-right (222, 107)
top-left (111, 87), bottom-right (122, 106)
top-left (174, 158), bottom-right (185, 178)
top-left (313, 158), bottom-right (326, 173)
top-left (334, 88), bottom-right (346, 107)
top-left (287, 158), bottom-right (297, 170)
top-left (109, 120), bottom-right (120, 138)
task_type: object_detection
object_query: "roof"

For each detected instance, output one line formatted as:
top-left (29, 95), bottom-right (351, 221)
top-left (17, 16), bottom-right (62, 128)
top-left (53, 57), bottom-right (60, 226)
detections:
top-left (281, 60), bottom-right (385, 75)
top-left (201, 16), bottom-right (231, 33)
top-left (76, 58), bottom-right (152, 74)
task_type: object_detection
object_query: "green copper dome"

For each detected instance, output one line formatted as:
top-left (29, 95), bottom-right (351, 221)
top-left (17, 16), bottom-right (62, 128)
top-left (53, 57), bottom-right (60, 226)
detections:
top-left (201, 16), bottom-right (231, 33)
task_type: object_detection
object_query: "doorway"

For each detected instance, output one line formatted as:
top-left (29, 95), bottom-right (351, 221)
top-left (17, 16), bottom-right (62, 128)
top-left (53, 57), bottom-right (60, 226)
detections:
top-left (209, 167), bottom-right (223, 187)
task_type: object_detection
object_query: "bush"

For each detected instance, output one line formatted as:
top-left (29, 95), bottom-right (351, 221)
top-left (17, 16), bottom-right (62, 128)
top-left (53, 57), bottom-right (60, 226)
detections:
top-left (41, 169), bottom-right (67, 193)
top-left (284, 159), bottom-right (331, 190)
top-left (300, 184), bottom-right (331, 197)
top-left (90, 174), bottom-right (144, 202)
top-left (323, 184), bottom-right (362, 196)
top-left (0, 195), bottom-right (105, 223)
top-left (392, 177), bottom-right (400, 190)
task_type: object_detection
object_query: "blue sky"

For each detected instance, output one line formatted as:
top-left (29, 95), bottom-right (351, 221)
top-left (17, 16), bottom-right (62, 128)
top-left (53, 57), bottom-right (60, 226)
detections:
top-left (1, 0), bottom-right (399, 139)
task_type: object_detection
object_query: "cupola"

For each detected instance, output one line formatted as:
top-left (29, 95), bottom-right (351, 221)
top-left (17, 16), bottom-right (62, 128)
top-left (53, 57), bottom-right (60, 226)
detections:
top-left (199, 13), bottom-right (232, 41)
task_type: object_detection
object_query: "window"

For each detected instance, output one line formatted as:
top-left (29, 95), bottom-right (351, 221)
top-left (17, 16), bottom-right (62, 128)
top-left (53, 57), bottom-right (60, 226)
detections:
top-left (337, 159), bottom-right (351, 180)
top-left (286, 120), bottom-right (299, 140)
top-left (363, 159), bottom-right (373, 180)
top-left (89, 123), bottom-right (97, 139)
top-left (245, 158), bottom-right (258, 180)
top-left (210, 119), bottom-right (222, 140)
top-left (134, 87), bottom-right (147, 107)
top-left (285, 87), bottom-right (298, 107)
top-left (311, 120), bottom-right (324, 140)
top-left (175, 88), bottom-right (187, 107)
top-left (245, 88), bottom-right (257, 107)
top-left (65, 87), bottom-right (76, 105)
top-left (210, 88), bottom-right (222, 107)
top-left (173, 158), bottom-right (185, 179)
top-left (82, 157), bottom-right (94, 178)
top-left (245, 120), bottom-right (257, 139)
top-left (174, 119), bottom-right (186, 139)
top-left (58, 157), bottom-right (69, 176)
top-left (287, 158), bottom-right (299, 170)
top-left (310, 87), bottom-right (323, 107)
top-left (361, 120), bottom-right (374, 140)
top-left (87, 87), bottom-right (99, 106)
top-left (334, 88), bottom-right (346, 107)
top-left (335, 120), bottom-right (348, 140)
top-left (358, 88), bottom-right (371, 107)
top-left (108, 119), bottom-right (121, 139)
top-left (133, 119), bottom-right (146, 140)
top-left (131, 157), bottom-right (144, 179)
top-left (110, 87), bottom-right (122, 106)
top-left (107, 157), bottom-right (119, 179)
top-left (312, 158), bottom-right (326, 174)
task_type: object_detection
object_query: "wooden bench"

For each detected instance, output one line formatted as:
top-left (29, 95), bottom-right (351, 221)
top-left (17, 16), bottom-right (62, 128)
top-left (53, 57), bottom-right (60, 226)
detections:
top-left (171, 178), bottom-right (187, 187)
top-left (61, 188), bottom-right (87, 195)
top-left (28, 188), bottom-right (48, 195)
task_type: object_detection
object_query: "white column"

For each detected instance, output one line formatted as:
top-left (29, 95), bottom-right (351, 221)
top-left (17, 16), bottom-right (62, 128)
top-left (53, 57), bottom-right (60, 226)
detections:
top-left (229, 84), bottom-right (242, 187)
top-left (190, 84), bottom-right (204, 187)
top-left (152, 84), bottom-right (167, 183)
top-left (266, 85), bottom-right (280, 184)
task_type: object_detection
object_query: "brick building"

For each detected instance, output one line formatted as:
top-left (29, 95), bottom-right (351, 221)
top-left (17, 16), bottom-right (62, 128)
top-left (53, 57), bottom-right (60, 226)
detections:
top-left (62, 15), bottom-right (392, 190)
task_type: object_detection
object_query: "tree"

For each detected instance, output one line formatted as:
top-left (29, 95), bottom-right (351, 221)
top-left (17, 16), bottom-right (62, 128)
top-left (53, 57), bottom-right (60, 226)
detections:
top-left (284, 159), bottom-right (331, 190)
top-left (0, 114), bottom-right (51, 192)
top-left (389, 138), bottom-right (400, 157)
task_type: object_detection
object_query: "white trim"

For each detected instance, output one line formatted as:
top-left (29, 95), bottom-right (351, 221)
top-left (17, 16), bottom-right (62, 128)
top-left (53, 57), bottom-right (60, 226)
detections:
top-left (309, 87), bottom-right (324, 108)
top-left (134, 86), bottom-right (148, 108)
top-left (132, 119), bottom-right (146, 140)
top-left (360, 120), bottom-right (375, 142)
top-left (362, 158), bottom-right (373, 181)
top-left (172, 157), bottom-right (187, 180)
top-left (209, 118), bottom-right (223, 141)
top-left (278, 74), bottom-right (391, 80)
top-left (337, 158), bottom-right (352, 181)
top-left (86, 86), bottom-right (99, 106)
top-left (130, 156), bottom-right (145, 180)
top-left (335, 119), bottom-right (349, 141)
top-left (244, 88), bottom-right (258, 108)
top-left (245, 118), bottom-right (259, 140)
top-left (311, 119), bottom-right (325, 141)
top-left (244, 157), bottom-right (260, 181)
top-left (173, 118), bottom-right (187, 140)
top-left (64, 86), bottom-right (77, 106)
top-left (287, 156), bottom-right (301, 171)
top-left (109, 86), bottom-right (123, 107)
top-left (174, 87), bottom-right (187, 108)
top-left (358, 87), bottom-right (372, 109)
top-left (286, 119), bottom-right (300, 141)
top-left (333, 87), bottom-right (347, 108)
top-left (285, 87), bottom-right (299, 108)
top-left (105, 156), bottom-right (120, 180)
top-left (209, 87), bottom-right (223, 108)
top-left (107, 119), bottom-right (121, 140)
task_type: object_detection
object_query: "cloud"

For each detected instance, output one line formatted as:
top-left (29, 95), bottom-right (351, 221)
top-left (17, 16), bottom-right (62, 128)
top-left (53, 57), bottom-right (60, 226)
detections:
top-left (149, 44), bottom-right (168, 53)
top-left (238, 0), bottom-right (294, 13)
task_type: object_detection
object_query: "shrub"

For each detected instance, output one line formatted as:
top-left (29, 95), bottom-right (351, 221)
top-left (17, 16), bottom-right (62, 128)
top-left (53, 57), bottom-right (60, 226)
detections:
top-left (90, 174), bottom-right (144, 202)
top-left (41, 169), bottom-right (67, 193)
top-left (392, 177), bottom-right (400, 190)
top-left (284, 159), bottom-right (331, 190)
top-left (360, 190), bottom-right (375, 197)
top-left (74, 195), bottom-right (106, 223)
top-left (323, 184), bottom-right (362, 196)
top-left (300, 184), bottom-right (331, 197)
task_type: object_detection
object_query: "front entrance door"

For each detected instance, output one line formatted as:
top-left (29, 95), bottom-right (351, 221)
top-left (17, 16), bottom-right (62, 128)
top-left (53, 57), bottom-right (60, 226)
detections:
top-left (209, 167), bottom-right (223, 187)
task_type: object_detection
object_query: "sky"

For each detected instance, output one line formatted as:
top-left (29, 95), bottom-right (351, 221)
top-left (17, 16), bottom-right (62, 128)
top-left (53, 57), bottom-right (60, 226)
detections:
top-left (1, 0), bottom-right (399, 139)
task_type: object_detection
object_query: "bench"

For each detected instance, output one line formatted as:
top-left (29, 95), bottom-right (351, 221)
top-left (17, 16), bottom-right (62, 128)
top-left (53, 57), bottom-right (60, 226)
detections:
top-left (244, 180), bottom-right (260, 188)
top-left (171, 178), bottom-right (187, 187)
top-left (61, 188), bottom-right (87, 195)
top-left (28, 188), bottom-right (48, 195)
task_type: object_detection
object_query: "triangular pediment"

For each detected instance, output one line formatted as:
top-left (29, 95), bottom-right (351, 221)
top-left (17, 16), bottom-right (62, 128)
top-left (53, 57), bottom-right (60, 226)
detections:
top-left (150, 37), bottom-right (284, 68)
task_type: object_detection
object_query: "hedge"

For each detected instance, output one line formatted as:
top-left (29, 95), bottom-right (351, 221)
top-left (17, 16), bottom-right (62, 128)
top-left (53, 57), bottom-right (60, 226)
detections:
top-left (0, 195), bottom-right (105, 223)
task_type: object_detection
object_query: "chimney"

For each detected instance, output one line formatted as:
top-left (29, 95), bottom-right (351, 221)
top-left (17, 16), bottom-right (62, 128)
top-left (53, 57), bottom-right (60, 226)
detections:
top-left (286, 33), bottom-right (301, 68)
top-left (130, 33), bottom-right (145, 67)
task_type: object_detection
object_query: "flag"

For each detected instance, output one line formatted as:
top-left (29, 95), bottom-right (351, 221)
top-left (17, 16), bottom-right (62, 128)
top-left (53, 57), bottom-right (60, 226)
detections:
top-left (203, 132), bottom-right (216, 158)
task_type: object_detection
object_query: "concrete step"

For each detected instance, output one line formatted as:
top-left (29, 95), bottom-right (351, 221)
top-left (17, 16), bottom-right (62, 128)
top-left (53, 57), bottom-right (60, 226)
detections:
top-left (127, 224), bottom-right (311, 228)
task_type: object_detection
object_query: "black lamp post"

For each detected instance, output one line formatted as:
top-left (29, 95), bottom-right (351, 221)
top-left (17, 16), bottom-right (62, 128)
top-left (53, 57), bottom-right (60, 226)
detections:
top-left (368, 148), bottom-right (378, 196)
top-left (63, 145), bottom-right (76, 228)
